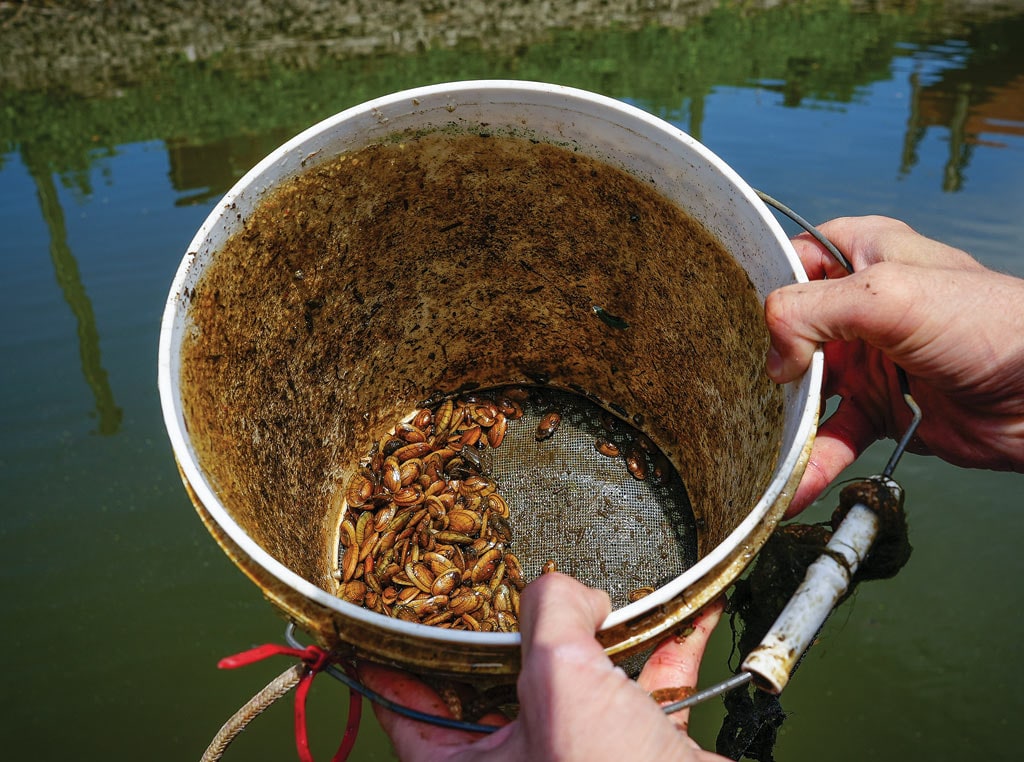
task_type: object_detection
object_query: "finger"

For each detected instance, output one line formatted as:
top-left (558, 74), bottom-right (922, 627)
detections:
top-left (765, 265), bottom-right (919, 384)
top-left (637, 599), bottom-right (724, 730)
top-left (518, 572), bottom-right (612, 665)
top-left (638, 601), bottom-right (723, 693)
top-left (515, 574), bottom-right (630, 754)
top-left (356, 662), bottom-right (512, 762)
top-left (791, 232), bottom-right (854, 282)
top-left (764, 277), bottom-right (850, 384)
top-left (796, 216), bottom-right (982, 277)
top-left (518, 577), bottom-right (727, 760)
top-left (788, 216), bottom-right (909, 281)
top-left (783, 399), bottom-right (878, 517)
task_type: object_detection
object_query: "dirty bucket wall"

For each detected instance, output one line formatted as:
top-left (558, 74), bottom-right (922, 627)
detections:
top-left (180, 130), bottom-right (779, 577)
top-left (160, 82), bottom-right (820, 672)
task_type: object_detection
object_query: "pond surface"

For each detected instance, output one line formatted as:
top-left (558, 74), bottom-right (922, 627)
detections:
top-left (2, 1), bottom-right (1022, 759)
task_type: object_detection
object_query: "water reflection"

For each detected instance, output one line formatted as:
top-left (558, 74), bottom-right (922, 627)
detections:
top-left (166, 130), bottom-right (295, 206)
top-left (899, 14), bottom-right (1024, 191)
top-left (1, 2), bottom-right (1023, 761)
top-left (20, 146), bottom-right (122, 435)
top-left (148, 5), bottom-right (1024, 202)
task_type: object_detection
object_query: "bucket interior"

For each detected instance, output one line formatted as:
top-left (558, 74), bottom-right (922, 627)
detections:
top-left (162, 84), bottom-right (813, 646)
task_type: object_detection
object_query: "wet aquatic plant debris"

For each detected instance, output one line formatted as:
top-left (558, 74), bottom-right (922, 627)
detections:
top-left (718, 478), bottom-right (911, 760)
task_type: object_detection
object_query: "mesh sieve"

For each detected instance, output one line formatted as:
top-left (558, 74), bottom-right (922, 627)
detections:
top-left (337, 386), bottom-right (698, 613)
top-left (485, 388), bottom-right (697, 608)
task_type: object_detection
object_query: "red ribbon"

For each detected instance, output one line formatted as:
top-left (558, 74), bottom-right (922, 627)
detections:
top-left (218, 643), bottom-right (362, 762)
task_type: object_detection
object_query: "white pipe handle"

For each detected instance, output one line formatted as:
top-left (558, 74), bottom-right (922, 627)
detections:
top-left (741, 499), bottom-right (885, 694)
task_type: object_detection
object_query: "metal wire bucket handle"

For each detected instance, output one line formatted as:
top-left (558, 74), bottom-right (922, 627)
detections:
top-left (660, 192), bottom-right (922, 713)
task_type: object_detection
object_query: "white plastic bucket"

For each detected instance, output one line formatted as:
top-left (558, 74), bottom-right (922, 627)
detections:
top-left (158, 80), bottom-right (821, 676)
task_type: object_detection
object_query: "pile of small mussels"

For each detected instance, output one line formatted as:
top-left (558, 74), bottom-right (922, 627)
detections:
top-left (336, 388), bottom-right (548, 632)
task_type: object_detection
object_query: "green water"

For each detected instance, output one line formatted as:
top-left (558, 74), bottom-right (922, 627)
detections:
top-left (2, 1), bottom-right (1022, 759)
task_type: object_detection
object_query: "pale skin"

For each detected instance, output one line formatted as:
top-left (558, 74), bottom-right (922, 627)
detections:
top-left (765, 215), bottom-right (1024, 515)
top-left (361, 216), bottom-right (1024, 761)
top-left (358, 573), bottom-right (727, 762)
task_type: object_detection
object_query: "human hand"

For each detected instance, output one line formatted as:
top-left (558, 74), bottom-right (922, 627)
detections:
top-left (358, 573), bottom-right (726, 761)
top-left (764, 215), bottom-right (1024, 515)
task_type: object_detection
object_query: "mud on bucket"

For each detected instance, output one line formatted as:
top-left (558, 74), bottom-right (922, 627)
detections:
top-left (158, 81), bottom-right (822, 679)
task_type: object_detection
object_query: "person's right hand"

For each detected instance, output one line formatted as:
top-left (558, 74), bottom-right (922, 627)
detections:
top-left (357, 573), bottom-right (726, 762)
top-left (764, 216), bottom-right (1024, 516)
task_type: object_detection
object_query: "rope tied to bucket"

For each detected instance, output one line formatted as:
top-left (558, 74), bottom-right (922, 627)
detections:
top-left (201, 642), bottom-right (362, 762)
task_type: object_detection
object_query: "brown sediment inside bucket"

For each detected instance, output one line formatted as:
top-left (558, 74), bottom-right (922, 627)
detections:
top-left (179, 130), bottom-right (784, 621)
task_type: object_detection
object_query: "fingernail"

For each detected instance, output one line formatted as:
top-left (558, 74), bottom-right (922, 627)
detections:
top-left (766, 346), bottom-right (784, 380)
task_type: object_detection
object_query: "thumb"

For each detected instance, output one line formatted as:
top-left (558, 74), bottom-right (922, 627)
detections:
top-left (518, 573), bottom-right (611, 664)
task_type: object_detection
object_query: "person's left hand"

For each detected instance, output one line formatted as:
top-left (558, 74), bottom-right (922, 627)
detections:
top-left (358, 573), bottom-right (726, 761)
